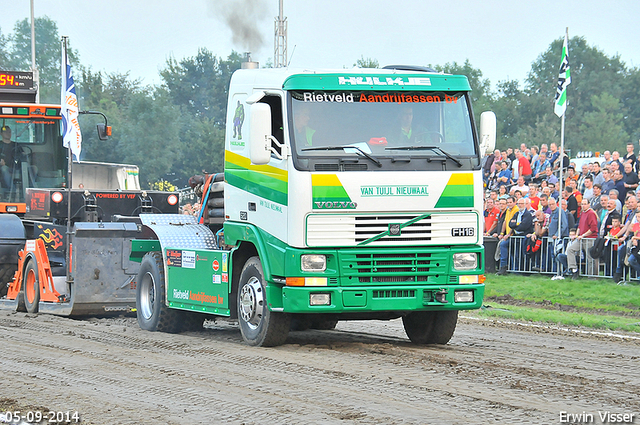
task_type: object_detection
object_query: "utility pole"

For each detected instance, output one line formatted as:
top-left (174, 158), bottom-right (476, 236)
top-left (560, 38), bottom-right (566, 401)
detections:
top-left (274, 0), bottom-right (287, 68)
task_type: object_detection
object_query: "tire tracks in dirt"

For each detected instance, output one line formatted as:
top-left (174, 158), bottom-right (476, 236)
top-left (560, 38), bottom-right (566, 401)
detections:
top-left (0, 312), bottom-right (638, 424)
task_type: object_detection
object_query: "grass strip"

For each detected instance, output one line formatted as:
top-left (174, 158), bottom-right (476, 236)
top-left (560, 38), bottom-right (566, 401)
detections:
top-left (463, 302), bottom-right (640, 333)
top-left (483, 274), bottom-right (640, 315)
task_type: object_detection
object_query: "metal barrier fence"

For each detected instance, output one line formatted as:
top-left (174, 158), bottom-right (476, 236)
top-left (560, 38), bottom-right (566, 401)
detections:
top-left (488, 235), bottom-right (639, 282)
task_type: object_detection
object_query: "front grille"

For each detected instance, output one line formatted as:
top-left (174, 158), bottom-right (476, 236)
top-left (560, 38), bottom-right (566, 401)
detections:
top-left (339, 250), bottom-right (448, 285)
top-left (373, 289), bottom-right (416, 299)
top-left (355, 215), bottom-right (431, 244)
top-left (307, 212), bottom-right (479, 247)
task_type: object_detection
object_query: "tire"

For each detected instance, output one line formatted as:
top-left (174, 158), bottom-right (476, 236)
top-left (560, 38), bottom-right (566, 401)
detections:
top-left (23, 260), bottom-right (39, 313)
top-left (0, 263), bottom-right (17, 298)
top-left (402, 310), bottom-right (458, 345)
top-left (429, 311), bottom-right (458, 345)
top-left (402, 311), bottom-right (436, 344)
top-left (310, 319), bottom-right (338, 330)
top-left (181, 312), bottom-right (206, 332)
top-left (136, 251), bottom-right (184, 333)
top-left (237, 256), bottom-right (290, 347)
top-left (290, 315), bottom-right (312, 331)
top-left (207, 197), bottom-right (224, 208)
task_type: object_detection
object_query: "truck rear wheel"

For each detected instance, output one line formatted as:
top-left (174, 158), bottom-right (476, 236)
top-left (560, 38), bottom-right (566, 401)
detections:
top-left (402, 310), bottom-right (458, 345)
top-left (237, 256), bottom-right (290, 347)
top-left (136, 251), bottom-right (183, 333)
top-left (23, 260), bottom-right (39, 313)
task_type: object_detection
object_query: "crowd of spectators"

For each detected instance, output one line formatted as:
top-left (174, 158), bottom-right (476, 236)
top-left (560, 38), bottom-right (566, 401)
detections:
top-left (482, 140), bottom-right (640, 283)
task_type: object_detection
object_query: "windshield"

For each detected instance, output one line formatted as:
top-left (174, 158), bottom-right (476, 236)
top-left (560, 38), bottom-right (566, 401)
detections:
top-left (288, 90), bottom-right (477, 171)
top-left (1, 117), bottom-right (65, 202)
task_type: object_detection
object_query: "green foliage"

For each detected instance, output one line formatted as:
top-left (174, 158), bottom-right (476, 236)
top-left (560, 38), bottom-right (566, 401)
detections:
top-left (432, 60), bottom-right (494, 126)
top-left (3, 15), bottom-right (640, 188)
top-left (512, 36), bottom-right (633, 153)
top-left (160, 49), bottom-right (242, 126)
top-left (578, 92), bottom-right (629, 151)
top-left (0, 17), bottom-right (79, 103)
top-left (354, 56), bottom-right (379, 69)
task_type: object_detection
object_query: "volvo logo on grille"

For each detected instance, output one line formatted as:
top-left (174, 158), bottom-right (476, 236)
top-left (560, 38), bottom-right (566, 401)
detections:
top-left (451, 227), bottom-right (474, 237)
top-left (389, 223), bottom-right (401, 236)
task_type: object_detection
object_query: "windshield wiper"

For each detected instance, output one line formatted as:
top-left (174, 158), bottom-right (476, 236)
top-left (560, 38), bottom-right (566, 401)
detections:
top-left (384, 145), bottom-right (462, 167)
top-left (302, 145), bottom-right (382, 167)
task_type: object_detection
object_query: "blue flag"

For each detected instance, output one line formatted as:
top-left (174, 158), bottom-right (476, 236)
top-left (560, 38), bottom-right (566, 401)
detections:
top-left (61, 48), bottom-right (82, 160)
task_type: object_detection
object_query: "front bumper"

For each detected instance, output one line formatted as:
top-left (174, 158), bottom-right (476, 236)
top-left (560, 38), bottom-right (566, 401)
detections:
top-left (281, 283), bottom-right (484, 313)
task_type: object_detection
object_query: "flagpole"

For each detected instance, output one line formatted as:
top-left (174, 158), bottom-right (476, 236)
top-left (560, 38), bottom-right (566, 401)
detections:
top-left (62, 36), bottom-right (73, 287)
top-left (554, 27), bottom-right (570, 279)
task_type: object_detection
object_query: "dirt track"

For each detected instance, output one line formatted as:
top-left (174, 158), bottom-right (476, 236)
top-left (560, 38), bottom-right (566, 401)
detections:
top-left (0, 311), bottom-right (639, 425)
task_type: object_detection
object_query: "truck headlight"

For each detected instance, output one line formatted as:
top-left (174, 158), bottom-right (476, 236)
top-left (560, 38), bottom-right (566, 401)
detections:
top-left (453, 253), bottom-right (477, 270)
top-left (301, 254), bottom-right (326, 272)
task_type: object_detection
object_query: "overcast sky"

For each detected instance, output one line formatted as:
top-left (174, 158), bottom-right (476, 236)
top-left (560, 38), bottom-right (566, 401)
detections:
top-left (1, 0), bottom-right (639, 89)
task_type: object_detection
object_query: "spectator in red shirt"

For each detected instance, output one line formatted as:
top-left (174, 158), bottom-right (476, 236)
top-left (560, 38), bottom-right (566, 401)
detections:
top-left (527, 183), bottom-right (540, 210)
top-left (566, 199), bottom-right (599, 279)
top-left (516, 150), bottom-right (532, 183)
top-left (484, 198), bottom-right (500, 235)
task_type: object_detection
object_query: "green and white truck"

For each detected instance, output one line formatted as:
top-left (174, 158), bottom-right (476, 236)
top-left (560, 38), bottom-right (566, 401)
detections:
top-left (132, 65), bottom-right (496, 346)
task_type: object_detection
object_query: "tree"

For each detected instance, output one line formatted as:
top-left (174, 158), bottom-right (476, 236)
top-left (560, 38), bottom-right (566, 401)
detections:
top-left (116, 88), bottom-right (183, 187)
top-left (6, 17), bottom-right (79, 103)
top-left (432, 60), bottom-right (495, 126)
top-left (492, 79), bottom-right (523, 147)
top-left (0, 28), bottom-right (8, 66)
top-left (354, 56), bottom-right (379, 68)
top-left (76, 71), bottom-right (145, 165)
top-left (160, 49), bottom-right (242, 126)
top-left (524, 36), bottom-right (628, 152)
top-left (578, 92), bottom-right (629, 152)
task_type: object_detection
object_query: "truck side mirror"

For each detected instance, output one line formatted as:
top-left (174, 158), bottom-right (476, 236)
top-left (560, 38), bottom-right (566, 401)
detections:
top-left (249, 103), bottom-right (272, 165)
top-left (479, 111), bottom-right (496, 156)
top-left (97, 123), bottom-right (112, 141)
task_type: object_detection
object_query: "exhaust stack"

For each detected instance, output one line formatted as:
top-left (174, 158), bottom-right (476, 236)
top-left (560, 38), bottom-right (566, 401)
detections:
top-left (241, 52), bottom-right (259, 69)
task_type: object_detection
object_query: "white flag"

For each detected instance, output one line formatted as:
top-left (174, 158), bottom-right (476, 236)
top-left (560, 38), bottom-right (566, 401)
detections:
top-left (554, 33), bottom-right (571, 117)
top-left (61, 49), bottom-right (82, 160)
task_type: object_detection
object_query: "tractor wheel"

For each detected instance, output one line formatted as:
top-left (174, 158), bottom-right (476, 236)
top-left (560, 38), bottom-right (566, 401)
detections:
top-left (23, 260), bottom-right (39, 314)
top-left (0, 263), bottom-right (17, 298)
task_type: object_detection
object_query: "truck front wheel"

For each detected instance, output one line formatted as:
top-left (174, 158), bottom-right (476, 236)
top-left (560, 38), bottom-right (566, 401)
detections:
top-left (136, 251), bottom-right (183, 333)
top-left (402, 310), bottom-right (458, 345)
top-left (237, 256), bottom-right (290, 347)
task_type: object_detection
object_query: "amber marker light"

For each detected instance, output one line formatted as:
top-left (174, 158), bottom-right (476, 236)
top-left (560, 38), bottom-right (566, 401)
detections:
top-left (286, 277), bottom-right (305, 286)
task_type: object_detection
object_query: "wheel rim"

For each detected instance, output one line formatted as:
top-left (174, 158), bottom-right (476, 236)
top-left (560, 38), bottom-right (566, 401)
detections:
top-left (239, 276), bottom-right (264, 330)
top-left (25, 267), bottom-right (37, 304)
top-left (139, 271), bottom-right (156, 320)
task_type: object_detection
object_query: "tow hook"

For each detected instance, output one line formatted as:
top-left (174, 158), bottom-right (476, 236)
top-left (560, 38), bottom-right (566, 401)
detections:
top-left (434, 289), bottom-right (448, 303)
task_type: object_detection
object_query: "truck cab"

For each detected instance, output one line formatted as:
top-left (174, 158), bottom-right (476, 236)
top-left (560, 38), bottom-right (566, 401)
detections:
top-left (131, 66), bottom-right (496, 347)
top-left (222, 67), bottom-right (495, 345)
